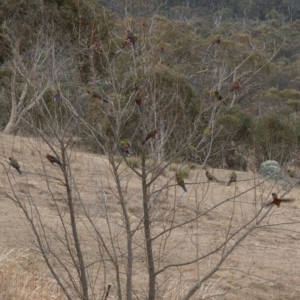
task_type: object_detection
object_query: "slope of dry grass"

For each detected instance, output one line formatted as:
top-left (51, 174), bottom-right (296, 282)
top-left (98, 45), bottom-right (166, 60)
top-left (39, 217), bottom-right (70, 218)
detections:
top-left (0, 249), bottom-right (63, 299)
top-left (0, 133), bottom-right (300, 299)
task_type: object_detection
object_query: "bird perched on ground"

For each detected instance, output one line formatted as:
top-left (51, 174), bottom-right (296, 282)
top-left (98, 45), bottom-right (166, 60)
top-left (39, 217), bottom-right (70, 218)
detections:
top-left (8, 157), bottom-right (22, 175)
top-left (87, 90), bottom-right (109, 103)
top-left (206, 170), bottom-right (219, 182)
top-left (227, 171), bottom-right (237, 186)
top-left (46, 154), bottom-right (62, 167)
top-left (267, 192), bottom-right (294, 208)
top-left (126, 29), bottom-right (137, 50)
top-left (142, 129), bottom-right (158, 145)
top-left (89, 42), bottom-right (99, 57)
top-left (287, 169), bottom-right (297, 179)
top-left (135, 91), bottom-right (143, 113)
top-left (187, 144), bottom-right (197, 158)
top-left (54, 89), bottom-right (61, 101)
top-left (120, 139), bottom-right (131, 156)
top-left (176, 172), bottom-right (187, 192)
top-left (230, 78), bottom-right (241, 91)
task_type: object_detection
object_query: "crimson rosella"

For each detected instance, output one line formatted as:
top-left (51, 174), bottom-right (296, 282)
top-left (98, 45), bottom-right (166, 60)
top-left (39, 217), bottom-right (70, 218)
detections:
top-left (89, 42), bottom-right (99, 58)
top-left (9, 157), bottom-right (22, 175)
top-left (126, 29), bottom-right (137, 50)
top-left (135, 91), bottom-right (143, 113)
top-left (230, 78), bottom-right (241, 91)
top-left (267, 192), bottom-right (294, 208)
top-left (46, 154), bottom-right (62, 167)
top-left (54, 89), bottom-right (61, 101)
top-left (87, 90), bottom-right (109, 103)
top-left (142, 129), bottom-right (157, 145)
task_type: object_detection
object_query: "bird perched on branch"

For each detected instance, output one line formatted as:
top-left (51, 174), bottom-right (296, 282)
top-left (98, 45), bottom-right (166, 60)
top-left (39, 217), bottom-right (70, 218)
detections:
top-left (140, 17), bottom-right (149, 30)
top-left (203, 127), bottom-right (211, 138)
top-left (8, 157), bottom-right (22, 175)
top-left (227, 172), bottom-right (237, 186)
top-left (120, 139), bottom-right (131, 156)
top-left (87, 90), bottom-right (109, 103)
top-left (135, 91), bottom-right (143, 113)
top-left (199, 126), bottom-right (211, 144)
top-left (230, 78), bottom-right (241, 91)
top-left (46, 154), bottom-right (62, 167)
top-left (187, 144), bottom-right (197, 158)
top-left (266, 192), bottom-right (294, 208)
top-left (206, 170), bottom-right (219, 182)
top-left (287, 169), bottom-right (297, 179)
top-left (126, 29), bottom-right (137, 50)
top-left (89, 42), bottom-right (99, 58)
top-left (213, 89), bottom-right (223, 101)
top-left (54, 89), bottom-right (61, 101)
top-left (121, 39), bottom-right (131, 49)
top-left (176, 172), bottom-right (187, 192)
top-left (107, 108), bottom-right (116, 124)
top-left (142, 129), bottom-right (157, 145)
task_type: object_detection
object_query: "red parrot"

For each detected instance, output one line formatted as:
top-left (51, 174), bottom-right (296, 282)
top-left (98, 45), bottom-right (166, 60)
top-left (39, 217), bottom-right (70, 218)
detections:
top-left (87, 91), bottom-right (109, 103)
top-left (267, 192), bottom-right (294, 208)
top-left (142, 129), bottom-right (158, 145)
top-left (8, 157), bottom-right (22, 175)
top-left (54, 89), bottom-right (61, 101)
top-left (89, 42), bottom-right (99, 57)
top-left (126, 29), bottom-right (137, 51)
top-left (135, 91), bottom-right (143, 113)
top-left (46, 154), bottom-right (62, 167)
top-left (230, 78), bottom-right (241, 91)
top-left (121, 39), bottom-right (131, 49)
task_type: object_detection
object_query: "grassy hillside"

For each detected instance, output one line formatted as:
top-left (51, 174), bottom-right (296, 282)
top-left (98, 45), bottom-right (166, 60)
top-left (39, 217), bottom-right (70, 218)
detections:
top-left (1, 133), bottom-right (300, 299)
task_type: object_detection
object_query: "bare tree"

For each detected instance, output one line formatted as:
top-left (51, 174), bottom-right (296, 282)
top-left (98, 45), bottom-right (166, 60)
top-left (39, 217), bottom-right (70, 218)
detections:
top-left (1, 8), bottom-right (300, 300)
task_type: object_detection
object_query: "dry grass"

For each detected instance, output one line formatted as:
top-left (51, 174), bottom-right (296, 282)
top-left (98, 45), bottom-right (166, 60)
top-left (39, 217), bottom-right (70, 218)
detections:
top-left (0, 133), bottom-right (300, 299)
top-left (0, 249), bottom-right (63, 299)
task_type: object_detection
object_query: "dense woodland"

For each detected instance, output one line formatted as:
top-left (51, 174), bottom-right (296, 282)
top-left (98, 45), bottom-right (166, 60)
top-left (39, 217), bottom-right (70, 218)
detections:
top-left (1, 0), bottom-right (300, 166)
